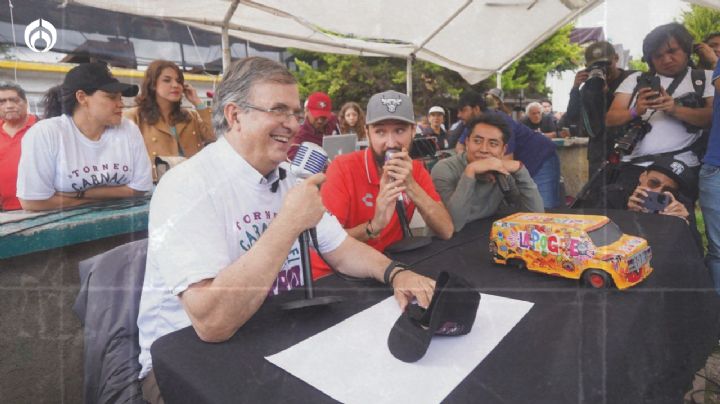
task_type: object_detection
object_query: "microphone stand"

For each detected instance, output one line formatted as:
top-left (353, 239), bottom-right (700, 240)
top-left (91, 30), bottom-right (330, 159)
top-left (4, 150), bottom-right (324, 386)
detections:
top-left (385, 200), bottom-right (432, 253)
top-left (281, 228), bottom-right (344, 310)
top-left (282, 141), bottom-right (343, 310)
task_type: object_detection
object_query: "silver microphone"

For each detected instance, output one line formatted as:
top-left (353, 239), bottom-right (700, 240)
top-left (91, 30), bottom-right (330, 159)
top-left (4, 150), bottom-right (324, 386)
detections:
top-left (291, 142), bottom-right (328, 181)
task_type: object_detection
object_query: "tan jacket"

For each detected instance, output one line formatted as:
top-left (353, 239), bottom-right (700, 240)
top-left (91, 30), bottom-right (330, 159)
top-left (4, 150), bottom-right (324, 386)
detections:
top-left (124, 106), bottom-right (216, 171)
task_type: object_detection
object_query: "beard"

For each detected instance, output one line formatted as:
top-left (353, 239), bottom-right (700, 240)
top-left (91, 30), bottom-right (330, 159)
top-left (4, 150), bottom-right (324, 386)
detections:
top-left (372, 147), bottom-right (386, 169)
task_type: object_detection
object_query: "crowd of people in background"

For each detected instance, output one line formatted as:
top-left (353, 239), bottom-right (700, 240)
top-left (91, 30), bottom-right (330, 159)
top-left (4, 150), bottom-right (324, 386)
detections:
top-left (4, 20), bottom-right (720, 402)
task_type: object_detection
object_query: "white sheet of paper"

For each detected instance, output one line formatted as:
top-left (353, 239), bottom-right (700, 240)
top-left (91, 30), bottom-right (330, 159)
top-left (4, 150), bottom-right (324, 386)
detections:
top-left (266, 293), bottom-right (534, 404)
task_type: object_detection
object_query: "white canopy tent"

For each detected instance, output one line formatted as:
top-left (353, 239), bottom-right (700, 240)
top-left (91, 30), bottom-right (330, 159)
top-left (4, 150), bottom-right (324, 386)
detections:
top-left (686, 0), bottom-right (720, 9)
top-left (70, 0), bottom-right (601, 96)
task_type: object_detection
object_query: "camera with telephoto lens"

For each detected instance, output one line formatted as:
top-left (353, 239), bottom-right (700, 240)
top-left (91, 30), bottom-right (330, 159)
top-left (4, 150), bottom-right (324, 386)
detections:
top-left (614, 118), bottom-right (652, 156)
top-left (585, 61), bottom-right (609, 82)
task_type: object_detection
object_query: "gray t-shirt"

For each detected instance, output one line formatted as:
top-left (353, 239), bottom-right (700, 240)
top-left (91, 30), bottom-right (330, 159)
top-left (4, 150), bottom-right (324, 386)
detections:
top-left (431, 152), bottom-right (544, 231)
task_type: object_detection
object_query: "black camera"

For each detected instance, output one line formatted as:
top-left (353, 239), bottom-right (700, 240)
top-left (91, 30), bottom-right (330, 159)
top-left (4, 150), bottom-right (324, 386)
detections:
top-left (675, 92), bottom-right (705, 132)
top-left (585, 61), bottom-right (609, 81)
top-left (636, 74), bottom-right (661, 94)
top-left (614, 119), bottom-right (652, 156)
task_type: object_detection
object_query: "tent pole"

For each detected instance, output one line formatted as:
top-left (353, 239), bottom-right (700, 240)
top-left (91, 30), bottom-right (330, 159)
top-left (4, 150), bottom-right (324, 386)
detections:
top-left (406, 54), bottom-right (414, 100)
top-left (222, 0), bottom-right (240, 74)
top-left (222, 28), bottom-right (230, 73)
top-left (496, 68), bottom-right (503, 89)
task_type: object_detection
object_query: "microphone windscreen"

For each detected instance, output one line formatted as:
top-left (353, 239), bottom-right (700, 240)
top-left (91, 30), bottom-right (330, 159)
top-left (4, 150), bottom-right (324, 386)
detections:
top-left (291, 142), bottom-right (328, 179)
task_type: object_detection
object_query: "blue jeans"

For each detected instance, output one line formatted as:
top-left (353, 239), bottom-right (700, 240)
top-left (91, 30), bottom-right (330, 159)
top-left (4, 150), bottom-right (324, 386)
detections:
top-left (532, 152), bottom-right (561, 209)
top-left (700, 163), bottom-right (720, 294)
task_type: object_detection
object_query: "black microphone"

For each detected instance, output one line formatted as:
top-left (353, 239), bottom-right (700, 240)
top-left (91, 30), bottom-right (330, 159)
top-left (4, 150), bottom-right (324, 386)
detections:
top-left (486, 171), bottom-right (520, 203)
top-left (383, 148), bottom-right (432, 253)
top-left (384, 148), bottom-right (404, 201)
top-left (494, 172), bottom-right (511, 194)
top-left (282, 142), bottom-right (343, 310)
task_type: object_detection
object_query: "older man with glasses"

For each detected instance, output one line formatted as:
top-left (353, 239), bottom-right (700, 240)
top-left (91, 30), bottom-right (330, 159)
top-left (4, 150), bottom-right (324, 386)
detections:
top-left (136, 57), bottom-right (436, 404)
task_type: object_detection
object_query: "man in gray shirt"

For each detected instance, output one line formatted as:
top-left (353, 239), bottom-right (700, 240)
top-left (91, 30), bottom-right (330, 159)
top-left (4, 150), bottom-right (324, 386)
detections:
top-left (431, 113), bottom-right (544, 231)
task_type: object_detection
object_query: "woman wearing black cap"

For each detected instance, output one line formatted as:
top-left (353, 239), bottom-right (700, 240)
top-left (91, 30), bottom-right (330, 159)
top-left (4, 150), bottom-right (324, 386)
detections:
top-left (16, 62), bottom-right (153, 211)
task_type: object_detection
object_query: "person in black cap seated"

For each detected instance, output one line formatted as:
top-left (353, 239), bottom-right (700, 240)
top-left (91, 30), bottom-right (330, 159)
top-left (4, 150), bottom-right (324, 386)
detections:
top-left (16, 62), bottom-right (153, 211)
top-left (606, 156), bottom-right (701, 249)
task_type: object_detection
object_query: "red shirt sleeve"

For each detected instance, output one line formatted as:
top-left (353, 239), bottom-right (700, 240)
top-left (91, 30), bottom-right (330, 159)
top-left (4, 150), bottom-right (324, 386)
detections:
top-left (321, 157), bottom-right (352, 227)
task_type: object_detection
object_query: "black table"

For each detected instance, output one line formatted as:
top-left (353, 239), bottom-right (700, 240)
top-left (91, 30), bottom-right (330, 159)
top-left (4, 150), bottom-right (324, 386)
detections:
top-left (152, 210), bottom-right (720, 403)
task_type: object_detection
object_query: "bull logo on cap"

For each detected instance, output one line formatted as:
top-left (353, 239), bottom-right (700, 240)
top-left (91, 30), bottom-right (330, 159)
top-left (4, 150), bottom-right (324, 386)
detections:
top-left (670, 161), bottom-right (685, 175)
top-left (381, 97), bottom-right (402, 113)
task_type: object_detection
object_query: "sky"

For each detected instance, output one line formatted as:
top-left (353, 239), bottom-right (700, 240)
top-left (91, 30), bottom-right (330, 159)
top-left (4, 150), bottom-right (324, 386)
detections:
top-left (577, 0), bottom-right (691, 60)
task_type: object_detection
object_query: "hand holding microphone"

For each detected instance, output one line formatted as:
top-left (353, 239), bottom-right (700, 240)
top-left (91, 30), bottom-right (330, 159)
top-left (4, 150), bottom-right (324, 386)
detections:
top-left (383, 148), bottom-right (415, 190)
top-left (383, 148), bottom-right (433, 253)
top-left (282, 142), bottom-right (343, 309)
top-left (280, 173), bottom-right (326, 234)
top-left (371, 171), bottom-right (406, 235)
top-left (282, 142), bottom-right (329, 234)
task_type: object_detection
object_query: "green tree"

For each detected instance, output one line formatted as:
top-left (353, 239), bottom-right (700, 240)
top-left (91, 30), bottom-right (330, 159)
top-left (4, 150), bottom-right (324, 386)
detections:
top-left (483, 24), bottom-right (582, 96)
top-left (291, 50), bottom-right (465, 113)
top-left (290, 23), bottom-right (582, 111)
top-left (628, 59), bottom-right (649, 73)
top-left (682, 4), bottom-right (720, 42)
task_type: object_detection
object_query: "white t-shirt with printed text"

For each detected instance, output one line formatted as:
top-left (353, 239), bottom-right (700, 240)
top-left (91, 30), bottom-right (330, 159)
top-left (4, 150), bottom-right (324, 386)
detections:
top-left (137, 136), bottom-right (347, 378)
top-left (16, 114), bottom-right (153, 199)
top-left (615, 67), bottom-right (714, 166)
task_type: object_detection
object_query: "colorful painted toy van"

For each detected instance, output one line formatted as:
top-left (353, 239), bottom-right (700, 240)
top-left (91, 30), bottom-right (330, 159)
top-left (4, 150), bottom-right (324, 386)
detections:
top-left (489, 213), bottom-right (653, 289)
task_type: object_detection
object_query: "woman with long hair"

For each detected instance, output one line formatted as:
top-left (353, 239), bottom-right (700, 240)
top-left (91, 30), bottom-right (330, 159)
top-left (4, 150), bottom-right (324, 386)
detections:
top-left (338, 102), bottom-right (367, 140)
top-left (16, 62), bottom-right (153, 211)
top-left (124, 60), bottom-right (215, 180)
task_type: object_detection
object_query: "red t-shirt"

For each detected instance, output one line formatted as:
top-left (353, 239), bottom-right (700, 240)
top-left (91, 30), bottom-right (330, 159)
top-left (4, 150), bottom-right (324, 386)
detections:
top-left (0, 115), bottom-right (37, 210)
top-left (311, 148), bottom-right (441, 279)
top-left (288, 114), bottom-right (338, 161)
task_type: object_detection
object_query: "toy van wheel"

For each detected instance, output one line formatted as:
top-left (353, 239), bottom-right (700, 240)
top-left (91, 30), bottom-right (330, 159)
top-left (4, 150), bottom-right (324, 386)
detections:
top-left (507, 258), bottom-right (526, 270)
top-left (582, 269), bottom-right (613, 289)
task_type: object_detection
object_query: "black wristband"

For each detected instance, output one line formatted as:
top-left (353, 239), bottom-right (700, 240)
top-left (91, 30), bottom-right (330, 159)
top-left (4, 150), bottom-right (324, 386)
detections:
top-left (389, 268), bottom-right (409, 285)
top-left (383, 260), bottom-right (409, 285)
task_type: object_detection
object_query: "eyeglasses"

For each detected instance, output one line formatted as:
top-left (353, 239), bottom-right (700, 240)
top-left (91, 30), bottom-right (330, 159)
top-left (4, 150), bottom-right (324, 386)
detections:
top-left (241, 103), bottom-right (304, 122)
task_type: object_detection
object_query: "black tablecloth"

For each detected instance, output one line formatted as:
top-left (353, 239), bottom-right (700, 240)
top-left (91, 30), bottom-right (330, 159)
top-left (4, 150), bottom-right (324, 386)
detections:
top-left (151, 210), bottom-right (720, 403)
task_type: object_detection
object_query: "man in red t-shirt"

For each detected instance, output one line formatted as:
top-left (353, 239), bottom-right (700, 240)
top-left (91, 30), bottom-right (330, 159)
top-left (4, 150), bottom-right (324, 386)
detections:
top-left (312, 90), bottom-right (454, 279)
top-left (0, 82), bottom-right (37, 211)
top-left (288, 91), bottom-right (338, 160)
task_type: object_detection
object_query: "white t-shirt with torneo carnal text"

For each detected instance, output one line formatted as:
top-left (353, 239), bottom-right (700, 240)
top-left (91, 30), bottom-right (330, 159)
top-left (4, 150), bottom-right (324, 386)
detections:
top-left (616, 67), bottom-right (714, 167)
top-left (136, 136), bottom-right (347, 379)
top-left (16, 114), bottom-right (153, 199)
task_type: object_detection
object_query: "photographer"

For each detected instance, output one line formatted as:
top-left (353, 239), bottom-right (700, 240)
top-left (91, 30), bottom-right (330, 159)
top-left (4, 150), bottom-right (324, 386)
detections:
top-left (606, 23), bottom-right (713, 198)
top-left (624, 157), bottom-right (692, 221)
top-left (606, 156), bottom-right (701, 251)
top-left (560, 41), bottom-right (634, 176)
